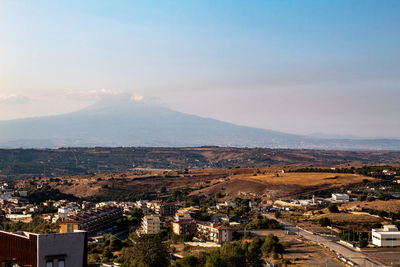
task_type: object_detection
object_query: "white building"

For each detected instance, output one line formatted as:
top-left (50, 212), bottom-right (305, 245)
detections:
top-left (331, 193), bottom-right (350, 202)
top-left (140, 215), bottom-right (162, 234)
top-left (372, 225), bottom-right (400, 247)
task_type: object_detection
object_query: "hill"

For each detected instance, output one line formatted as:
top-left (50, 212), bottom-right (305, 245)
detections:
top-left (0, 96), bottom-right (399, 150)
top-left (1, 147), bottom-right (399, 180)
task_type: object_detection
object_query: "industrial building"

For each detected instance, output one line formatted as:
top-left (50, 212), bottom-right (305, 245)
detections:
top-left (372, 225), bottom-right (400, 247)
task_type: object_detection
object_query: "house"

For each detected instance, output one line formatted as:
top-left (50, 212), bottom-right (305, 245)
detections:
top-left (139, 215), bottom-right (162, 234)
top-left (60, 206), bottom-right (123, 236)
top-left (210, 213), bottom-right (229, 223)
top-left (216, 201), bottom-right (237, 210)
top-left (372, 225), bottom-right (400, 247)
top-left (0, 230), bottom-right (87, 267)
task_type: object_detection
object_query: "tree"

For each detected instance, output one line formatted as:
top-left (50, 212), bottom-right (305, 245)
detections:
top-left (328, 204), bottom-right (339, 213)
top-left (205, 251), bottom-right (224, 267)
top-left (318, 217), bottom-right (331, 227)
top-left (119, 234), bottom-right (170, 267)
top-left (261, 234), bottom-right (284, 259)
top-left (177, 255), bottom-right (198, 267)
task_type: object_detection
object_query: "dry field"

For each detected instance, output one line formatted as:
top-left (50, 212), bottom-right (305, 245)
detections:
top-left (313, 213), bottom-right (383, 224)
top-left (190, 172), bottom-right (375, 200)
top-left (341, 200), bottom-right (400, 213)
top-left (243, 172), bottom-right (374, 187)
top-left (17, 169), bottom-right (376, 201)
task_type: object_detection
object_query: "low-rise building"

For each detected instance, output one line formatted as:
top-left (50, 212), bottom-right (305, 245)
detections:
top-left (372, 225), bottom-right (400, 247)
top-left (60, 205), bottom-right (123, 236)
top-left (331, 193), bottom-right (350, 203)
top-left (139, 215), bottom-right (162, 234)
top-left (0, 230), bottom-right (87, 267)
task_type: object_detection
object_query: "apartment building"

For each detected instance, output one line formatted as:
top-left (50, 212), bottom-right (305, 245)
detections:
top-left (60, 205), bottom-right (123, 236)
top-left (372, 225), bottom-right (400, 247)
top-left (196, 222), bottom-right (233, 244)
top-left (172, 220), bottom-right (197, 236)
top-left (146, 201), bottom-right (181, 217)
top-left (139, 215), bottom-right (162, 234)
top-left (0, 230), bottom-right (87, 267)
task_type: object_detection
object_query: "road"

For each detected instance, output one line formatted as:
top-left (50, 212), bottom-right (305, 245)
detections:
top-left (263, 214), bottom-right (387, 267)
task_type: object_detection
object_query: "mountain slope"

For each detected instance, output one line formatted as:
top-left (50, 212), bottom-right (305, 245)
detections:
top-left (0, 97), bottom-right (399, 150)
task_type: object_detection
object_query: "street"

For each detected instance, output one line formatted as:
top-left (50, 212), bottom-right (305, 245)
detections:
top-left (263, 214), bottom-right (388, 267)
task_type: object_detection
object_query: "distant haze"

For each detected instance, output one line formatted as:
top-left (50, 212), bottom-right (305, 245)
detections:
top-left (1, 1), bottom-right (399, 138)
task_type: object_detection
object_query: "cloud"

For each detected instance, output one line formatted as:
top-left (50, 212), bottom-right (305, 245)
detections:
top-left (65, 89), bottom-right (126, 100)
top-left (0, 94), bottom-right (30, 104)
top-left (130, 93), bottom-right (143, 101)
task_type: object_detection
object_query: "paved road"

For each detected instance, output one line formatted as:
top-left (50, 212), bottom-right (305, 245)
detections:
top-left (263, 214), bottom-right (387, 267)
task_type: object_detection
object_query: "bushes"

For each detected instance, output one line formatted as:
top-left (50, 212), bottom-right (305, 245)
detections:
top-left (246, 218), bottom-right (281, 230)
top-left (261, 234), bottom-right (285, 259)
top-left (328, 204), bottom-right (339, 213)
top-left (318, 217), bottom-right (331, 227)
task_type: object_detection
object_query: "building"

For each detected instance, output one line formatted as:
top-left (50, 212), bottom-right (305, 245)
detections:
top-left (174, 211), bottom-right (192, 221)
top-left (172, 220), bottom-right (197, 236)
top-left (331, 193), bottom-right (350, 202)
top-left (372, 225), bottom-right (400, 247)
top-left (196, 222), bottom-right (233, 244)
top-left (147, 201), bottom-right (181, 216)
top-left (0, 230), bottom-right (87, 267)
top-left (139, 215), bottom-right (162, 234)
top-left (60, 206), bottom-right (123, 236)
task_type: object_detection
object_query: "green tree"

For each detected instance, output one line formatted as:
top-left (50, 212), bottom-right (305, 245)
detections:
top-left (261, 234), bottom-right (284, 259)
top-left (119, 234), bottom-right (170, 267)
top-left (318, 217), bottom-right (331, 227)
top-left (177, 255), bottom-right (199, 267)
top-left (328, 204), bottom-right (339, 213)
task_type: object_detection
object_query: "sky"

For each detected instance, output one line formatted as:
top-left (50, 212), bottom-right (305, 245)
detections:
top-left (0, 0), bottom-right (399, 138)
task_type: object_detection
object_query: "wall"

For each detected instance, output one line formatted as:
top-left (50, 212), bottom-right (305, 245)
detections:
top-left (0, 231), bottom-right (37, 267)
top-left (37, 231), bottom-right (87, 267)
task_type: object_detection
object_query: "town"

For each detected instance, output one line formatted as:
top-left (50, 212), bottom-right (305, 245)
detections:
top-left (1, 166), bottom-right (399, 266)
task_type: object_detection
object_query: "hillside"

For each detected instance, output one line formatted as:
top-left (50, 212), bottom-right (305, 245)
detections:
top-left (1, 147), bottom-right (399, 180)
top-left (0, 96), bottom-right (399, 150)
top-left (15, 168), bottom-right (376, 201)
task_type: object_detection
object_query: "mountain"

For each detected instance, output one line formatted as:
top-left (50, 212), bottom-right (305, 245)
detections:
top-left (0, 96), bottom-right (399, 150)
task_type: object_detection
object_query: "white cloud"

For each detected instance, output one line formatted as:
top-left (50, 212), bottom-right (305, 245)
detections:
top-left (65, 89), bottom-right (126, 100)
top-left (0, 94), bottom-right (30, 104)
top-left (130, 93), bottom-right (144, 101)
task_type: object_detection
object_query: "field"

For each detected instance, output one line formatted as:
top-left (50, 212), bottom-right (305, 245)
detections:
top-left (190, 172), bottom-right (375, 200)
top-left (16, 168), bottom-right (376, 201)
top-left (313, 213), bottom-right (383, 224)
top-left (341, 200), bottom-right (400, 213)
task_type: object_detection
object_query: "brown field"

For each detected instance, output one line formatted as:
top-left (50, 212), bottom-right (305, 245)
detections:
top-left (314, 213), bottom-right (383, 224)
top-left (190, 172), bottom-right (375, 200)
top-left (17, 169), bottom-right (376, 201)
top-left (341, 200), bottom-right (400, 213)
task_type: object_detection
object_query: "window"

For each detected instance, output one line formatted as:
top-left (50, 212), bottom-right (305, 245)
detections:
top-left (67, 223), bottom-right (73, 232)
top-left (46, 261), bottom-right (53, 267)
top-left (58, 260), bottom-right (65, 267)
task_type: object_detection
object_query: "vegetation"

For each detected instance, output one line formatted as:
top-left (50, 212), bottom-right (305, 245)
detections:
top-left (3, 214), bottom-right (59, 233)
top-left (246, 217), bottom-right (281, 230)
top-left (117, 234), bottom-right (170, 267)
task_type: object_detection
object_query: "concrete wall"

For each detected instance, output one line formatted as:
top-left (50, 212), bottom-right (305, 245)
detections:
top-left (38, 231), bottom-right (87, 267)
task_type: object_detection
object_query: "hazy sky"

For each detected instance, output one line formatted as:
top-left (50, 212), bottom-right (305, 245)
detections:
top-left (1, 0), bottom-right (399, 138)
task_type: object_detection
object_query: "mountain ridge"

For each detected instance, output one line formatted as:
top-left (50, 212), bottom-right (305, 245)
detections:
top-left (0, 97), bottom-right (399, 150)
